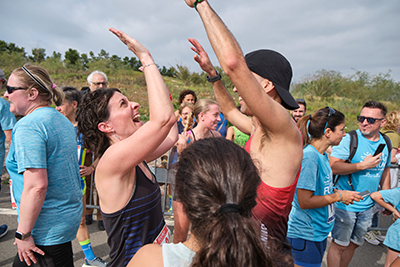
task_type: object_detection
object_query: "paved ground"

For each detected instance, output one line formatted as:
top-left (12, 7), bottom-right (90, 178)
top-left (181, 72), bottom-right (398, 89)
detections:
top-left (0, 183), bottom-right (392, 267)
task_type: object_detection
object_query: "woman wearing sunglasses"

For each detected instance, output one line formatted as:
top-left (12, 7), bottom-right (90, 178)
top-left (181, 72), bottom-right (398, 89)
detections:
top-left (4, 65), bottom-right (82, 267)
top-left (287, 107), bottom-right (362, 267)
top-left (76, 28), bottom-right (177, 267)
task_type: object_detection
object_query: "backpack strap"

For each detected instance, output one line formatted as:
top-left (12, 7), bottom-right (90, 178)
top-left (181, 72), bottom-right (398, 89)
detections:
top-left (333, 130), bottom-right (358, 190)
top-left (346, 130), bottom-right (358, 191)
top-left (380, 132), bottom-right (393, 153)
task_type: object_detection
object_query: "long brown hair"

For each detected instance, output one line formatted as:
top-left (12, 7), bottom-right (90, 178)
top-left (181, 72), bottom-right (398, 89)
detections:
top-left (76, 88), bottom-right (120, 158)
top-left (176, 138), bottom-right (274, 267)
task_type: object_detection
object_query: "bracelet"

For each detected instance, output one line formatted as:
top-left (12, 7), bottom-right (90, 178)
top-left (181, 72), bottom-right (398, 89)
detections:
top-left (90, 165), bottom-right (95, 173)
top-left (194, 0), bottom-right (205, 11)
top-left (337, 191), bottom-right (343, 202)
top-left (142, 62), bottom-right (156, 70)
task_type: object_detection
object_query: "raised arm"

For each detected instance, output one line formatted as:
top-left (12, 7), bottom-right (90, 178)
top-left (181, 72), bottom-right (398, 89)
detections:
top-left (186, 1), bottom-right (296, 138)
top-left (330, 154), bottom-right (382, 175)
top-left (102, 29), bottom-right (177, 174)
top-left (189, 38), bottom-right (252, 134)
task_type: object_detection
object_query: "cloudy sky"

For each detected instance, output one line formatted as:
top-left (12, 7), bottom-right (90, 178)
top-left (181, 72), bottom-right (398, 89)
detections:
top-left (2, 0), bottom-right (400, 83)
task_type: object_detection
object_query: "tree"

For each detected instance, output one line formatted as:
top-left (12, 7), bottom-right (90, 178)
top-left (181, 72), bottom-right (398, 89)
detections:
top-left (64, 48), bottom-right (80, 65)
top-left (30, 48), bottom-right (46, 63)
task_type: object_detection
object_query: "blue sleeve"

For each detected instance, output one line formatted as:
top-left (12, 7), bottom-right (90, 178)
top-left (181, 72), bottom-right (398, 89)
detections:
top-left (13, 124), bottom-right (47, 173)
top-left (0, 99), bottom-right (16, 131)
top-left (380, 187), bottom-right (400, 210)
top-left (331, 133), bottom-right (351, 160)
top-left (297, 148), bottom-right (318, 192)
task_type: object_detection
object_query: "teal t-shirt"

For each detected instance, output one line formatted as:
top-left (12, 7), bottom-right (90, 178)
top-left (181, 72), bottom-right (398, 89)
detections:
top-left (380, 187), bottom-right (400, 251)
top-left (287, 145), bottom-right (335, 242)
top-left (6, 107), bottom-right (82, 246)
top-left (331, 130), bottom-right (391, 212)
top-left (0, 98), bottom-right (16, 175)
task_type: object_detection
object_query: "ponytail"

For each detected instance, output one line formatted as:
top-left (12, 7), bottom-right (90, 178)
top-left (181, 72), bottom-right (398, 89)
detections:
top-left (176, 138), bottom-right (274, 267)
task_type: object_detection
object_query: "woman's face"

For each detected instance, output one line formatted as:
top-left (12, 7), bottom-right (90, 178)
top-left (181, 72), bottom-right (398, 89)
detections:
top-left (183, 94), bottom-right (195, 104)
top-left (200, 104), bottom-right (221, 130)
top-left (180, 106), bottom-right (193, 125)
top-left (56, 100), bottom-right (76, 122)
top-left (4, 73), bottom-right (30, 115)
top-left (330, 122), bottom-right (346, 146)
top-left (105, 91), bottom-right (142, 139)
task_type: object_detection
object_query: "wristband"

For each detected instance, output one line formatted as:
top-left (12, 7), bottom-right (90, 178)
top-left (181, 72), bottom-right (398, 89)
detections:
top-left (337, 191), bottom-right (343, 202)
top-left (15, 231), bottom-right (31, 240)
top-left (207, 70), bottom-right (222, 83)
top-left (194, 0), bottom-right (205, 11)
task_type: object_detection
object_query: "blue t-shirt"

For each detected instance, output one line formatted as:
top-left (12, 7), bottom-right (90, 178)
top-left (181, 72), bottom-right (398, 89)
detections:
top-left (380, 187), bottom-right (400, 251)
top-left (6, 107), bottom-right (82, 246)
top-left (331, 130), bottom-right (391, 212)
top-left (0, 98), bottom-right (16, 175)
top-left (287, 145), bottom-right (335, 242)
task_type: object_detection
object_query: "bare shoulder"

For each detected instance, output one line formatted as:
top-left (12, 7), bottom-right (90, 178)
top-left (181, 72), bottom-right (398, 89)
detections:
top-left (127, 244), bottom-right (163, 267)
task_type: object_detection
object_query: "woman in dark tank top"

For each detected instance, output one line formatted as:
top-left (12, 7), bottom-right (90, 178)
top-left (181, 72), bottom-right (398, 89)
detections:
top-left (76, 28), bottom-right (178, 267)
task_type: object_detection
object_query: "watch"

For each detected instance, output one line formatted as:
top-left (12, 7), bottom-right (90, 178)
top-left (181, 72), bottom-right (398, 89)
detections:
top-left (206, 70), bottom-right (222, 83)
top-left (15, 231), bottom-right (31, 240)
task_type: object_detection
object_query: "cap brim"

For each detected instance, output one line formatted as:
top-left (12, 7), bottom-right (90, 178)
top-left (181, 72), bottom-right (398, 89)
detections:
top-left (274, 84), bottom-right (299, 110)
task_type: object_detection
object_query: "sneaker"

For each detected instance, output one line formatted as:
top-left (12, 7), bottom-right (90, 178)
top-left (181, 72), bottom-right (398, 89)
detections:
top-left (371, 230), bottom-right (385, 242)
top-left (364, 231), bottom-right (380, 245)
top-left (98, 220), bottom-right (105, 231)
top-left (0, 224), bottom-right (8, 239)
top-left (82, 257), bottom-right (107, 267)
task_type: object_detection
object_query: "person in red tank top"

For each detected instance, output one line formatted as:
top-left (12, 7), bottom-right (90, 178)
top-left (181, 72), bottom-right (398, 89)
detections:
top-left (183, 1), bottom-right (303, 264)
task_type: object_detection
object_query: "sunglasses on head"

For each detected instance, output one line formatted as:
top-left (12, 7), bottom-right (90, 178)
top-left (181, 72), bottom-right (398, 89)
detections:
top-left (323, 106), bottom-right (336, 134)
top-left (357, 115), bottom-right (384, 124)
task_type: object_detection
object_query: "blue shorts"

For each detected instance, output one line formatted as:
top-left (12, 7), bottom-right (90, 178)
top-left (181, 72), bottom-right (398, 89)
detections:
top-left (287, 237), bottom-right (327, 267)
top-left (331, 207), bottom-right (373, 246)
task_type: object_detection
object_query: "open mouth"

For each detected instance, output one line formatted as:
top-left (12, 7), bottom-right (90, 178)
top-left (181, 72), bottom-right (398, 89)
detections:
top-left (133, 114), bottom-right (140, 122)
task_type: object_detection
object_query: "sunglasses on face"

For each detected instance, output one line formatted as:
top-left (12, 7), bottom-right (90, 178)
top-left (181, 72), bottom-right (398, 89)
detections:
top-left (323, 106), bottom-right (336, 134)
top-left (357, 115), bottom-right (384, 124)
top-left (6, 85), bottom-right (28, 94)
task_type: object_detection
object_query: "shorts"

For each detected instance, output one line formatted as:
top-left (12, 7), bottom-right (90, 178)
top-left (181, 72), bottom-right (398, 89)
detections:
top-left (287, 237), bottom-right (327, 267)
top-left (331, 207), bottom-right (373, 246)
top-left (13, 241), bottom-right (73, 267)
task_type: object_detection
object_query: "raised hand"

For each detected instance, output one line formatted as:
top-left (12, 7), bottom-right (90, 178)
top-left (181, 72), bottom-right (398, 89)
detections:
top-left (188, 38), bottom-right (215, 75)
top-left (109, 28), bottom-right (152, 64)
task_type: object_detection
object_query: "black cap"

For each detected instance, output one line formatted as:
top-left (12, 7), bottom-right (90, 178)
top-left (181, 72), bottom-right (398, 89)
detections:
top-left (245, 49), bottom-right (298, 110)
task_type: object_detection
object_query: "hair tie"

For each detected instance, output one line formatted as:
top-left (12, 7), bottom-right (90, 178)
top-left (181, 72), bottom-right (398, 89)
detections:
top-left (218, 203), bottom-right (241, 215)
top-left (52, 83), bottom-right (57, 89)
top-left (309, 115), bottom-right (312, 120)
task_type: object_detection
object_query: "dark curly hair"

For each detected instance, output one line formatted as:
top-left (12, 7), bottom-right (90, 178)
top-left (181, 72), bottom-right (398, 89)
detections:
top-left (176, 138), bottom-right (274, 267)
top-left (178, 89), bottom-right (197, 104)
top-left (76, 88), bottom-right (120, 158)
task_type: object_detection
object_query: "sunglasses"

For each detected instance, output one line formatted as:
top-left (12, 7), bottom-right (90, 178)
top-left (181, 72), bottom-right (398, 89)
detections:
top-left (91, 82), bottom-right (108, 86)
top-left (323, 106), bottom-right (336, 134)
top-left (357, 115), bottom-right (384, 124)
top-left (6, 85), bottom-right (28, 94)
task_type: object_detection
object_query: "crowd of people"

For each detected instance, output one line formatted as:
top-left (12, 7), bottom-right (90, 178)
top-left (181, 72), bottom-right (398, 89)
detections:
top-left (0, 1), bottom-right (400, 267)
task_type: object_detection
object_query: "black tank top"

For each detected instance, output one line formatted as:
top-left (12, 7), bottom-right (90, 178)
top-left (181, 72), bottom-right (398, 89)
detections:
top-left (102, 162), bottom-right (165, 266)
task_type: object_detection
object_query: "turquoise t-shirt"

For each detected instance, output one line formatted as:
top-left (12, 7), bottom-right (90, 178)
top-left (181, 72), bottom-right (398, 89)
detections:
top-left (331, 130), bottom-right (391, 212)
top-left (287, 145), bottom-right (335, 242)
top-left (6, 107), bottom-right (82, 246)
top-left (380, 187), bottom-right (400, 251)
top-left (0, 98), bottom-right (16, 175)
